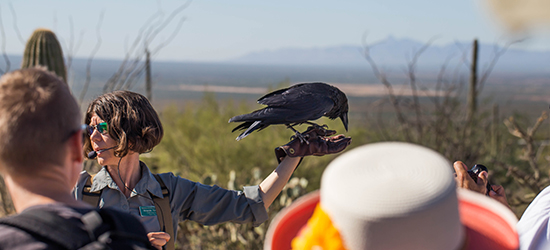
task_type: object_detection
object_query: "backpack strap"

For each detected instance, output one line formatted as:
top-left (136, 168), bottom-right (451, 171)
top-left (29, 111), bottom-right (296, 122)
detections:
top-left (82, 174), bottom-right (102, 207)
top-left (152, 174), bottom-right (175, 250)
top-left (0, 209), bottom-right (91, 249)
top-left (83, 209), bottom-right (154, 249)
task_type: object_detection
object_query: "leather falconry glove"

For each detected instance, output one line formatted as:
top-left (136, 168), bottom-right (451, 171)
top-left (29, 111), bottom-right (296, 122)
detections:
top-left (275, 126), bottom-right (352, 164)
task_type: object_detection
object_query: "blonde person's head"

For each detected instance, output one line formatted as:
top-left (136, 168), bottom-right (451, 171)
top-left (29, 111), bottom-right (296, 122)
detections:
top-left (0, 67), bottom-right (81, 175)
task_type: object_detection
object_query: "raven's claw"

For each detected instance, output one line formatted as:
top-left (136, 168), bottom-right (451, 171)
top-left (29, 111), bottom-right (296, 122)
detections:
top-left (304, 122), bottom-right (333, 137)
top-left (290, 132), bottom-right (309, 144)
top-left (297, 132), bottom-right (309, 144)
top-left (287, 125), bottom-right (310, 144)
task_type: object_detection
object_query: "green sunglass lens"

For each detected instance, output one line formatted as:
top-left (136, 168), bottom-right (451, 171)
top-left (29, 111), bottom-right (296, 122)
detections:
top-left (97, 123), bottom-right (108, 134)
top-left (87, 122), bottom-right (109, 135)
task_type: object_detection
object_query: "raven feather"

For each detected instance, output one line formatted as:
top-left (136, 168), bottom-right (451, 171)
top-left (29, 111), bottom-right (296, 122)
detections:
top-left (229, 82), bottom-right (349, 141)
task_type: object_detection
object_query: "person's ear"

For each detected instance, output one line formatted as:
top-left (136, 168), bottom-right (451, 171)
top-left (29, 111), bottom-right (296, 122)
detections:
top-left (68, 130), bottom-right (83, 164)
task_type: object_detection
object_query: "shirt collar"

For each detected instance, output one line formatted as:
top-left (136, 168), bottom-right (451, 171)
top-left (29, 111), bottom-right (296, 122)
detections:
top-left (138, 161), bottom-right (164, 198)
top-left (90, 161), bottom-right (164, 198)
top-left (90, 167), bottom-right (115, 191)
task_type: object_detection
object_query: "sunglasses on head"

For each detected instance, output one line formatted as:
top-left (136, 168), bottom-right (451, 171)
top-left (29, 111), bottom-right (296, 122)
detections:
top-left (86, 122), bottom-right (109, 135)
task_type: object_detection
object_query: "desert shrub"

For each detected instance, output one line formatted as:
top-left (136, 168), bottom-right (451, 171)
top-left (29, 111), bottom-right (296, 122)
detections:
top-left (135, 91), bottom-right (548, 249)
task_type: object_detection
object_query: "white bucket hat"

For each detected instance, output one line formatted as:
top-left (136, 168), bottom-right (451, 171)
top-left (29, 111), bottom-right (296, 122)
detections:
top-left (264, 142), bottom-right (519, 250)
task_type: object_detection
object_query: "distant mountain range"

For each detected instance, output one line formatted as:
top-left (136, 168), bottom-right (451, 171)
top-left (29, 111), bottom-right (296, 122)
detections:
top-left (229, 36), bottom-right (550, 73)
top-left (1, 36), bottom-right (548, 101)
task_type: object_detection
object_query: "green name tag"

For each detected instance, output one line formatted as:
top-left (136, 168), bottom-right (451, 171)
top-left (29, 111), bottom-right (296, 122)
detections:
top-left (139, 206), bottom-right (157, 217)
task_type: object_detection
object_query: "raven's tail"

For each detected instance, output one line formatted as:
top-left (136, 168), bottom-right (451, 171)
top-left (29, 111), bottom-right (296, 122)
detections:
top-left (235, 121), bottom-right (262, 141)
top-left (231, 122), bottom-right (251, 132)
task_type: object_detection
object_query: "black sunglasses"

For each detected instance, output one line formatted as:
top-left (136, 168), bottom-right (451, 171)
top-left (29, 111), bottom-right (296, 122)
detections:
top-left (63, 124), bottom-right (89, 142)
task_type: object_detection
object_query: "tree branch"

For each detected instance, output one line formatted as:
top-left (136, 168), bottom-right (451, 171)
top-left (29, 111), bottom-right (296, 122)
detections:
top-left (79, 10), bottom-right (104, 104)
top-left (8, 3), bottom-right (24, 44)
top-left (0, 5), bottom-right (10, 74)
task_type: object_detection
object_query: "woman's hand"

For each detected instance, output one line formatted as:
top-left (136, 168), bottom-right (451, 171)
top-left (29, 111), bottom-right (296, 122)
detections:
top-left (147, 232), bottom-right (171, 250)
top-left (274, 126), bottom-right (352, 163)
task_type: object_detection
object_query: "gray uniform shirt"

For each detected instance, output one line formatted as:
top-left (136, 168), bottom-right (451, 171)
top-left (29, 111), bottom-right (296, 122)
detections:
top-left (73, 161), bottom-right (268, 235)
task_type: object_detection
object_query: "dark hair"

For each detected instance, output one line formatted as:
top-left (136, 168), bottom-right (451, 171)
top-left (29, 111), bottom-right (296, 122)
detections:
top-left (83, 90), bottom-right (163, 158)
top-left (0, 68), bottom-right (80, 174)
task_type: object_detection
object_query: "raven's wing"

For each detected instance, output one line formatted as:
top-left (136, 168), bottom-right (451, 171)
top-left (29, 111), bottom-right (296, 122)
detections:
top-left (236, 92), bottom-right (335, 124)
top-left (257, 83), bottom-right (308, 106)
top-left (257, 83), bottom-right (333, 107)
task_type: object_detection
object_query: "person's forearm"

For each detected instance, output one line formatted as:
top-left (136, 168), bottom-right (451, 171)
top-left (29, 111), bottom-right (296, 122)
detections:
top-left (259, 156), bottom-right (301, 209)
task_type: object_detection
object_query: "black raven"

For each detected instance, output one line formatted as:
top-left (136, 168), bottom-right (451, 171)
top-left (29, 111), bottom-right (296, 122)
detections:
top-left (229, 82), bottom-right (349, 141)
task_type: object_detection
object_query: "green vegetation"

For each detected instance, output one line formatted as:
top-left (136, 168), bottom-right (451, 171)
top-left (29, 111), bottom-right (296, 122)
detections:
top-left (0, 85), bottom-right (546, 249)
top-left (130, 89), bottom-right (548, 249)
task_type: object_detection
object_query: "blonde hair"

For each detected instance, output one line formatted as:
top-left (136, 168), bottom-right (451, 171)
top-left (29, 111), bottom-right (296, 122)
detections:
top-left (0, 68), bottom-right (80, 174)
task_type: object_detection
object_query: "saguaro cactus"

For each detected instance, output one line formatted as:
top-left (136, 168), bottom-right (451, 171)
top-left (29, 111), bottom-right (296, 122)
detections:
top-left (21, 28), bottom-right (67, 83)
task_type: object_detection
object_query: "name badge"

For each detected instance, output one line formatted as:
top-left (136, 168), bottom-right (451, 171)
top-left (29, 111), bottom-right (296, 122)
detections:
top-left (139, 206), bottom-right (157, 217)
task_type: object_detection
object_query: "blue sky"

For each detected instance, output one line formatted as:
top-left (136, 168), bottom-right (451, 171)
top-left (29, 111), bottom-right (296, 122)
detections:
top-left (3, 0), bottom-right (550, 62)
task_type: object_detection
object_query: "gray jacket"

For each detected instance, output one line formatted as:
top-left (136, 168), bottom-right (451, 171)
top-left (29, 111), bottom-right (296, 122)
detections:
top-left (73, 161), bottom-right (268, 235)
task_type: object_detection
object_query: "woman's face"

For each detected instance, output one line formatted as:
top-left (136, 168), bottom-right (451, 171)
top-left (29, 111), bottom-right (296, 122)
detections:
top-left (89, 113), bottom-right (119, 166)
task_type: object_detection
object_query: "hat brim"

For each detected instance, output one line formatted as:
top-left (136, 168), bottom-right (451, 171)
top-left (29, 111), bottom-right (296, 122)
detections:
top-left (264, 189), bottom-right (518, 250)
top-left (264, 190), bottom-right (321, 250)
top-left (456, 189), bottom-right (519, 250)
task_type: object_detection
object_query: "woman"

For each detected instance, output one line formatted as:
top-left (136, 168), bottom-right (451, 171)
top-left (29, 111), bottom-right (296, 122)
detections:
top-left (73, 90), bottom-right (350, 249)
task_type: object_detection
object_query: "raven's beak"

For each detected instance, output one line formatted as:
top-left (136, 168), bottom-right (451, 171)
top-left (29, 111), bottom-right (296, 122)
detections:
top-left (340, 112), bottom-right (348, 131)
